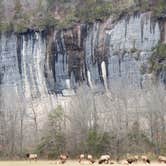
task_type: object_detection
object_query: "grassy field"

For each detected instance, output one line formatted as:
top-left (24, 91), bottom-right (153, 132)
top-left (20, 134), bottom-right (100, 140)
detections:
top-left (0, 160), bottom-right (165, 166)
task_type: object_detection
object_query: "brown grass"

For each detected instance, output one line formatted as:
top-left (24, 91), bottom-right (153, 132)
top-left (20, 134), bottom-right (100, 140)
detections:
top-left (0, 160), bottom-right (165, 166)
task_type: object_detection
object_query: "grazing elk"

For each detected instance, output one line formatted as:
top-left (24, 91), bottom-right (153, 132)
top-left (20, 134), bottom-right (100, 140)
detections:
top-left (26, 153), bottom-right (38, 161)
top-left (87, 154), bottom-right (95, 164)
top-left (79, 154), bottom-right (95, 164)
top-left (98, 154), bottom-right (110, 164)
top-left (141, 155), bottom-right (150, 164)
top-left (59, 154), bottom-right (69, 164)
top-left (79, 154), bottom-right (85, 163)
top-left (158, 156), bottom-right (166, 163)
top-left (127, 155), bottom-right (139, 164)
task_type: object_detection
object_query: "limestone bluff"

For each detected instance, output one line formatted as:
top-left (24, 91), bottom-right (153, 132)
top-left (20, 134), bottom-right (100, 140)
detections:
top-left (0, 12), bottom-right (165, 115)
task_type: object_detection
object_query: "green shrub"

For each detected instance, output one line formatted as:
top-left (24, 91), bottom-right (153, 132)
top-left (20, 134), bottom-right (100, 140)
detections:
top-left (37, 133), bottom-right (66, 158)
top-left (35, 14), bottom-right (57, 31)
top-left (76, 2), bottom-right (112, 23)
top-left (0, 22), bottom-right (13, 32)
top-left (13, 21), bottom-right (28, 33)
top-left (150, 0), bottom-right (166, 17)
top-left (149, 43), bottom-right (166, 74)
top-left (139, 0), bottom-right (149, 12)
top-left (36, 105), bottom-right (66, 158)
top-left (140, 64), bottom-right (147, 74)
top-left (126, 121), bottom-right (155, 154)
top-left (155, 43), bottom-right (166, 59)
top-left (56, 10), bottom-right (78, 29)
top-left (86, 130), bottom-right (111, 156)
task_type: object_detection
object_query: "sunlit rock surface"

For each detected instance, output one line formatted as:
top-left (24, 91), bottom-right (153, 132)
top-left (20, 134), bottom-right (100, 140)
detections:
top-left (0, 12), bottom-right (163, 115)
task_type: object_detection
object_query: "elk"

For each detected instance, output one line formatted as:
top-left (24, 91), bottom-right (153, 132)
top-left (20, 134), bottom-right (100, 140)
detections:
top-left (98, 155), bottom-right (110, 164)
top-left (79, 154), bottom-right (95, 164)
top-left (79, 154), bottom-right (85, 163)
top-left (127, 155), bottom-right (138, 164)
top-left (26, 153), bottom-right (38, 161)
top-left (87, 154), bottom-right (95, 164)
top-left (141, 155), bottom-right (150, 164)
top-left (59, 154), bottom-right (68, 164)
top-left (158, 156), bottom-right (166, 163)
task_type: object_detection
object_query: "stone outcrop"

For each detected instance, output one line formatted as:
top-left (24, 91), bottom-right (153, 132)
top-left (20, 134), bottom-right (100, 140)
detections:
top-left (0, 12), bottom-right (164, 114)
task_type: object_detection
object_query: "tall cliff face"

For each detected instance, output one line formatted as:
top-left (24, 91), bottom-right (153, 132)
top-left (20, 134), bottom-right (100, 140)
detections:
top-left (0, 12), bottom-right (164, 113)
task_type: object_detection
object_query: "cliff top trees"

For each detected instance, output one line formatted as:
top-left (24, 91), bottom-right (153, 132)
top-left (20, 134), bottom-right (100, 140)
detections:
top-left (153, 0), bottom-right (166, 17)
top-left (76, 0), bottom-right (113, 22)
top-left (0, 0), bottom-right (8, 32)
top-left (14, 0), bottom-right (23, 19)
top-left (12, 0), bottom-right (29, 32)
top-left (0, 0), bottom-right (4, 21)
top-left (0, 0), bottom-right (166, 32)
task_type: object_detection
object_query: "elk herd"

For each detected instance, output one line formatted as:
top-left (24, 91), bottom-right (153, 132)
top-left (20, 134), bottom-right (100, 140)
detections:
top-left (26, 153), bottom-right (166, 164)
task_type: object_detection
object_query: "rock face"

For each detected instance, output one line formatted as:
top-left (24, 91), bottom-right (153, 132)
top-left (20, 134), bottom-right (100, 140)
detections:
top-left (0, 12), bottom-right (164, 113)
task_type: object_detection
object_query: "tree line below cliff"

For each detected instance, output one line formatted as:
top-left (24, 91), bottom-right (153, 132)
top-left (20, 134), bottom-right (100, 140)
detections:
top-left (0, 84), bottom-right (165, 159)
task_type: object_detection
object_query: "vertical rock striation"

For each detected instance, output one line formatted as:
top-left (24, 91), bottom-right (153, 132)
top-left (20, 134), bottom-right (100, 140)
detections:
top-left (0, 12), bottom-right (164, 114)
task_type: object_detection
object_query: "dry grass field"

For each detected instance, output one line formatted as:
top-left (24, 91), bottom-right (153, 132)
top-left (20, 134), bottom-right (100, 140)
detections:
top-left (0, 160), bottom-right (165, 166)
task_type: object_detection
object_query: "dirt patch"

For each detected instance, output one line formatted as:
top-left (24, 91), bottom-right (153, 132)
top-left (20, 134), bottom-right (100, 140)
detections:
top-left (0, 160), bottom-right (165, 166)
